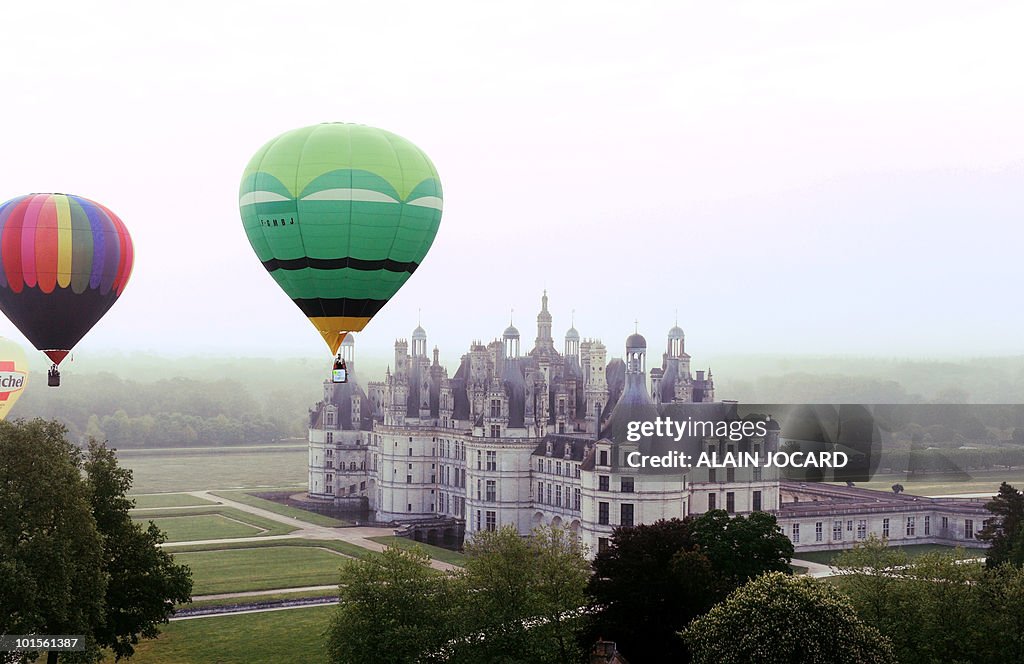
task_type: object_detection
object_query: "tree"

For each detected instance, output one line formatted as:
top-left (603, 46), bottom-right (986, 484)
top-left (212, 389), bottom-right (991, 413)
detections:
top-left (977, 481), bottom-right (1024, 567)
top-left (690, 510), bottom-right (794, 591)
top-left (455, 525), bottom-right (589, 664)
top-left (327, 546), bottom-right (459, 664)
top-left (0, 420), bottom-right (107, 663)
top-left (587, 518), bottom-right (701, 662)
top-left (682, 572), bottom-right (895, 664)
top-left (84, 440), bottom-right (193, 659)
top-left (587, 514), bottom-right (794, 663)
top-left (835, 540), bottom-right (1000, 664)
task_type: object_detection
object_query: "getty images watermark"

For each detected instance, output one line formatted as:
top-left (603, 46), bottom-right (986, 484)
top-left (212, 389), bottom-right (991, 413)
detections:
top-left (623, 416), bottom-right (848, 470)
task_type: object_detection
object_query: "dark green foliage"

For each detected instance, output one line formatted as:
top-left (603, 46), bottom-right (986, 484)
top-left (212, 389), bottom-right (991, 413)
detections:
top-left (587, 514), bottom-right (792, 663)
top-left (0, 420), bottom-right (106, 661)
top-left (683, 573), bottom-right (895, 664)
top-left (977, 481), bottom-right (1024, 567)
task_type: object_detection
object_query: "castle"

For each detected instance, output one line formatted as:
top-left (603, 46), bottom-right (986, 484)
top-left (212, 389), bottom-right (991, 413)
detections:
top-left (308, 293), bottom-right (990, 556)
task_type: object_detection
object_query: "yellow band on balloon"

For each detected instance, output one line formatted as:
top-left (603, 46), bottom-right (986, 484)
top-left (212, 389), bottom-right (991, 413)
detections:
top-left (308, 316), bottom-right (371, 355)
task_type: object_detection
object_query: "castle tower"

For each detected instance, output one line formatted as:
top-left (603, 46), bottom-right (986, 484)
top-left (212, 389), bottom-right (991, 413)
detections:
top-left (565, 314), bottom-right (580, 358)
top-left (503, 320), bottom-right (521, 359)
top-left (412, 324), bottom-right (427, 358)
top-left (535, 290), bottom-right (554, 351)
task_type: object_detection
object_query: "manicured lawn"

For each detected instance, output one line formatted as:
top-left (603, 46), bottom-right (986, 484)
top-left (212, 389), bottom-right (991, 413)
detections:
top-left (133, 506), bottom-right (299, 538)
top-left (132, 493), bottom-right (217, 509)
top-left (130, 604), bottom-right (332, 664)
top-left (143, 514), bottom-right (265, 543)
top-left (833, 469), bottom-right (1024, 497)
top-left (173, 546), bottom-right (351, 594)
top-left (211, 490), bottom-right (350, 527)
top-left (794, 543), bottom-right (987, 566)
top-left (116, 446), bottom-right (309, 493)
top-left (165, 537), bottom-right (376, 560)
top-left (369, 536), bottom-right (467, 566)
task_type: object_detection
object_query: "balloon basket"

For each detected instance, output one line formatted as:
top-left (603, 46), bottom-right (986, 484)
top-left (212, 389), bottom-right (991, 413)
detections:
top-left (47, 366), bottom-right (61, 387)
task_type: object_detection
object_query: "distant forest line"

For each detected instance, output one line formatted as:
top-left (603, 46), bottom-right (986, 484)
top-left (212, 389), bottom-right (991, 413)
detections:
top-left (9, 352), bottom-right (1024, 451)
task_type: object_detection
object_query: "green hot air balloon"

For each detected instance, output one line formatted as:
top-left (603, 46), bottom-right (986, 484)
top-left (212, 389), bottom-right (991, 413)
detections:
top-left (239, 123), bottom-right (442, 355)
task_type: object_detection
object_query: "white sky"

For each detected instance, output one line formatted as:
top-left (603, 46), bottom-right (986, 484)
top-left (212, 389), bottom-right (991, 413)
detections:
top-left (0, 1), bottom-right (1021, 365)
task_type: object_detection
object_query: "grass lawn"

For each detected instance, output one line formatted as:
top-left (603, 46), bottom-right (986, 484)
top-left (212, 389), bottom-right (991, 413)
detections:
top-left (174, 546), bottom-right (351, 594)
top-left (130, 604), bottom-right (332, 664)
top-left (836, 469), bottom-right (1024, 497)
top-left (211, 490), bottom-right (350, 527)
top-left (131, 493), bottom-right (217, 509)
top-left (116, 446), bottom-right (308, 493)
top-left (794, 543), bottom-right (988, 566)
top-left (143, 514), bottom-right (265, 543)
top-left (166, 537), bottom-right (376, 560)
top-left (369, 536), bottom-right (467, 566)
top-left (133, 506), bottom-right (299, 538)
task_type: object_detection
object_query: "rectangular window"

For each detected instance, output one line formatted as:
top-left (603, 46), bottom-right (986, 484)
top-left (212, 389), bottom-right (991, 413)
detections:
top-left (598, 537), bottom-right (609, 554)
top-left (857, 520), bottom-right (867, 540)
top-left (598, 502), bottom-right (609, 525)
top-left (708, 468), bottom-right (717, 483)
top-left (833, 520), bottom-right (842, 541)
top-left (475, 509), bottom-right (481, 531)
top-left (574, 487), bottom-right (581, 510)
top-left (485, 480), bottom-right (496, 502)
top-left (575, 464), bottom-right (581, 478)
top-left (708, 493), bottom-right (716, 511)
top-left (815, 522), bottom-right (823, 542)
top-left (726, 492), bottom-right (735, 513)
top-left (486, 510), bottom-right (496, 532)
top-left (620, 503), bottom-right (634, 527)
top-left (555, 484), bottom-right (562, 507)
top-left (546, 484), bottom-right (552, 505)
top-left (556, 461), bottom-right (562, 476)
top-left (599, 475), bottom-right (610, 491)
top-left (791, 523), bottom-right (800, 543)
top-left (537, 482), bottom-right (543, 503)
top-left (537, 458), bottom-right (543, 472)
top-left (490, 424), bottom-right (500, 438)
top-left (621, 477), bottom-right (635, 493)
top-left (752, 465), bottom-right (762, 481)
top-left (486, 451), bottom-right (497, 471)
top-left (942, 516), bottom-right (949, 530)
top-left (406, 474), bottom-right (412, 484)
top-left (883, 518), bottom-right (890, 538)
top-left (906, 516), bottom-right (916, 537)
top-left (599, 450), bottom-right (608, 466)
top-left (476, 479), bottom-right (481, 500)
top-left (924, 515), bottom-right (931, 536)
top-left (753, 490), bottom-right (762, 512)
top-left (726, 468), bottom-right (735, 483)
top-left (490, 399), bottom-right (501, 417)
top-left (477, 450), bottom-right (482, 470)
top-left (965, 519), bottom-right (974, 539)
top-left (847, 520), bottom-right (853, 532)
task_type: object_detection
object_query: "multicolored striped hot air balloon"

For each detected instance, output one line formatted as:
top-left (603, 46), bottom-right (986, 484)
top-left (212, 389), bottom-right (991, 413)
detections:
top-left (238, 123), bottom-right (443, 355)
top-left (0, 193), bottom-right (134, 385)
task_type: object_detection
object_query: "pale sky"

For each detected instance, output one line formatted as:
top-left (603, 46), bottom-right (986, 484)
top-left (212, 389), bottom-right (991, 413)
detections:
top-left (0, 1), bottom-right (1021, 365)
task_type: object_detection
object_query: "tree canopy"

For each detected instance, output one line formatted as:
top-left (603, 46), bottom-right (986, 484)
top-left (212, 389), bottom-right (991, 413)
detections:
top-left (683, 572), bottom-right (895, 664)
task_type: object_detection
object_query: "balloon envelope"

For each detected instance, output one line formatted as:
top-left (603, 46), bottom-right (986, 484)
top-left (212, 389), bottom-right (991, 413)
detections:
top-left (0, 336), bottom-right (28, 420)
top-left (239, 123), bottom-right (443, 354)
top-left (0, 193), bottom-right (134, 364)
